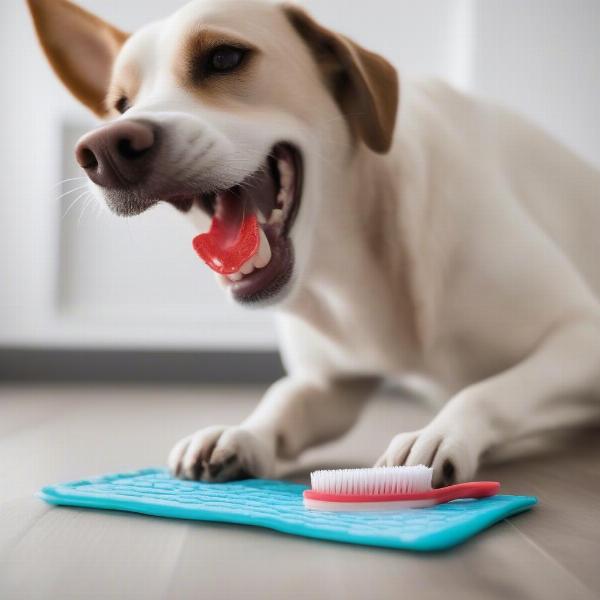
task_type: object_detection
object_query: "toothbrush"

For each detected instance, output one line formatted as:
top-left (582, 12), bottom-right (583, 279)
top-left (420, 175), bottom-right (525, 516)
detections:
top-left (303, 465), bottom-right (500, 511)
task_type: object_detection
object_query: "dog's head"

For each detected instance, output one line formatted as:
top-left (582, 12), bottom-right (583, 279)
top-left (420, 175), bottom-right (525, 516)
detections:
top-left (28, 0), bottom-right (398, 305)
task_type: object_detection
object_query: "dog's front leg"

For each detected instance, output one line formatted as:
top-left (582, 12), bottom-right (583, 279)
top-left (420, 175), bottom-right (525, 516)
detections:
top-left (378, 316), bottom-right (600, 487)
top-left (169, 376), bottom-right (379, 482)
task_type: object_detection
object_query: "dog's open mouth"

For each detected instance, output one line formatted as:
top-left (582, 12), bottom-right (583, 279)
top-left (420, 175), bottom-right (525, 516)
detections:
top-left (181, 143), bottom-right (302, 303)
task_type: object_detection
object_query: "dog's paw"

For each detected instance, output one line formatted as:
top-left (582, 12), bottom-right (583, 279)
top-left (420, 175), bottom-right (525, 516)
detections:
top-left (375, 423), bottom-right (480, 488)
top-left (168, 426), bottom-right (275, 482)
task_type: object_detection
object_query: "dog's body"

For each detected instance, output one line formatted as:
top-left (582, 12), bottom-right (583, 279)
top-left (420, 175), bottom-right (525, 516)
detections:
top-left (28, 0), bottom-right (600, 486)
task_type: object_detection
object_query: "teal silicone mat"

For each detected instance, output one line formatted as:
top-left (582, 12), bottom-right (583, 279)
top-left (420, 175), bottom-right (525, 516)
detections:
top-left (38, 468), bottom-right (537, 552)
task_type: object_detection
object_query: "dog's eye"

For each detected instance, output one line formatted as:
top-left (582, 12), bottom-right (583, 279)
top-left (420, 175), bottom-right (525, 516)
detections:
top-left (115, 97), bottom-right (130, 114)
top-left (207, 45), bottom-right (246, 73)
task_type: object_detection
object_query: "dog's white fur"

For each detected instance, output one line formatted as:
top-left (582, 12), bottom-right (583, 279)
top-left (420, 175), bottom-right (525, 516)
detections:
top-left (30, 0), bottom-right (600, 486)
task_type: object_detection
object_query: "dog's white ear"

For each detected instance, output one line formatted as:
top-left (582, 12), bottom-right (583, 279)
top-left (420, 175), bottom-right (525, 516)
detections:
top-left (26, 0), bottom-right (128, 116)
top-left (282, 4), bottom-right (398, 154)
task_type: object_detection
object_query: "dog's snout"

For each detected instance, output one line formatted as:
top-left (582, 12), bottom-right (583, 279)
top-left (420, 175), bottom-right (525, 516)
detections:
top-left (75, 120), bottom-right (157, 188)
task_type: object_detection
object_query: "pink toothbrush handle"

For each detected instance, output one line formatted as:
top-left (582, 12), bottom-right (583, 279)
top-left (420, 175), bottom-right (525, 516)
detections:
top-left (432, 481), bottom-right (500, 504)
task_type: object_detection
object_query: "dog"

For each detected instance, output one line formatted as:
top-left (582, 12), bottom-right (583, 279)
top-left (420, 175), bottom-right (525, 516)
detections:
top-left (28, 0), bottom-right (600, 487)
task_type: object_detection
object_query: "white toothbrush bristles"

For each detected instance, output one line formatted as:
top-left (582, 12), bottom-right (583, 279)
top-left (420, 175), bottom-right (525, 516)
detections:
top-left (310, 465), bottom-right (433, 496)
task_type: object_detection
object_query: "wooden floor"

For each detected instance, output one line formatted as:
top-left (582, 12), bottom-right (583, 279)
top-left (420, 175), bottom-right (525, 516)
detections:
top-left (1, 384), bottom-right (599, 600)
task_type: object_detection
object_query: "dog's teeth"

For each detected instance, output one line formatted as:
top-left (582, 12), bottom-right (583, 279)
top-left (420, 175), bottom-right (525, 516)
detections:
top-left (240, 259), bottom-right (255, 275)
top-left (269, 208), bottom-right (284, 225)
top-left (256, 211), bottom-right (267, 224)
top-left (278, 159), bottom-right (293, 191)
top-left (253, 228), bottom-right (271, 269)
top-left (225, 230), bottom-right (270, 282)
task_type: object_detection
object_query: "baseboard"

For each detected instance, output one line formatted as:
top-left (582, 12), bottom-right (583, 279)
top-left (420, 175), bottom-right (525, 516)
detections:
top-left (0, 348), bottom-right (284, 384)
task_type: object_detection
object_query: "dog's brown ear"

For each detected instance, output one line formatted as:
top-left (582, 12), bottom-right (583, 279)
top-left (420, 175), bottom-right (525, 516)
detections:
top-left (282, 4), bottom-right (398, 153)
top-left (26, 0), bottom-right (128, 116)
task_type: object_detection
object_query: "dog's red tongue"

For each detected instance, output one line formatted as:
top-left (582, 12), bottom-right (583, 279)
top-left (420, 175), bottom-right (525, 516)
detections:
top-left (192, 191), bottom-right (260, 275)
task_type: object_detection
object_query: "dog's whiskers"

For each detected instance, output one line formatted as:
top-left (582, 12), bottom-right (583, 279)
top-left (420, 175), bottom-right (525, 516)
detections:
top-left (55, 183), bottom-right (90, 203)
top-left (51, 176), bottom-right (86, 190)
top-left (76, 194), bottom-right (96, 228)
top-left (62, 189), bottom-right (92, 220)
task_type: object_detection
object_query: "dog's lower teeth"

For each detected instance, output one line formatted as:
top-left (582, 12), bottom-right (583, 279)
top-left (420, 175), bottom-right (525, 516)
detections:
top-left (241, 261), bottom-right (255, 275)
top-left (227, 228), bottom-right (271, 283)
top-left (254, 228), bottom-right (271, 268)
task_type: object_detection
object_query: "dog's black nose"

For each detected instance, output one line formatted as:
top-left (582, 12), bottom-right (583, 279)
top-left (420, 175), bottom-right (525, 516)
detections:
top-left (75, 120), bottom-right (157, 188)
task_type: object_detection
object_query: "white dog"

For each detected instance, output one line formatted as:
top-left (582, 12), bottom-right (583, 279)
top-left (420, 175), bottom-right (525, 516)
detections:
top-left (28, 0), bottom-right (600, 486)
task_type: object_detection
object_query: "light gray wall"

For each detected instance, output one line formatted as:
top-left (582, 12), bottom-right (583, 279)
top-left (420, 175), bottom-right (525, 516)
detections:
top-left (470, 0), bottom-right (600, 165)
top-left (1, 0), bottom-right (599, 351)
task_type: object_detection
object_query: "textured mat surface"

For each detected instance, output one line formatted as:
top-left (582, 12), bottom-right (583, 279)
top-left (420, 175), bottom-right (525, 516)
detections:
top-left (38, 468), bottom-right (537, 552)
